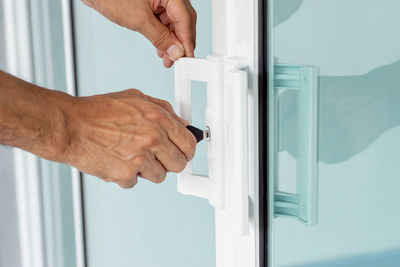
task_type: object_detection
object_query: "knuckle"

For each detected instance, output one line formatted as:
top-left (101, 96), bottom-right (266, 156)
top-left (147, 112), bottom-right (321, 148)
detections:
top-left (131, 155), bottom-right (147, 168)
top-left (144, 132), bottom-right (163, 147)
top-left (147, 106), bottom-right (167, 122)
top-left (119, 178), bottom-right (138, 189)
top-left (161, 100), bottom-right (173, 110)
top-left (124, 88), bottom-right (143, 96)
top-left (174, 160), bottom-right (187, 173)
top-left (105, 164), bottom-right (137, 187)
top-left (116, 167), bottom-right (135, 181)
top-left (154, 171), bottom-right (167, 184)
top-left (150, 27), bottom-right (171, 50)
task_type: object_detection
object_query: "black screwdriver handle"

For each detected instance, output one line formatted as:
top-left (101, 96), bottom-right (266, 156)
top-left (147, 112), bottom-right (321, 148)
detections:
top-left (186, 125), bottom-right (204, 143)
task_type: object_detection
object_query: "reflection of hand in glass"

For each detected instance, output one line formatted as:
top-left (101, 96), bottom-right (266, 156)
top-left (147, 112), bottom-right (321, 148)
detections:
top-left (279, 60), bottom-right (400, 164)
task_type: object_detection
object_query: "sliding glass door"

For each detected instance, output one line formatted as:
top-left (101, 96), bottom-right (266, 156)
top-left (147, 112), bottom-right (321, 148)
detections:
top-left (265, 1), bottom-right (400, 266)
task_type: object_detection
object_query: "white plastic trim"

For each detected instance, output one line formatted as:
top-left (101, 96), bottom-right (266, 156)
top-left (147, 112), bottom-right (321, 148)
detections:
top-left (61, 1), bottom-right (86, 267)
top-left (3, 1), bottom-right (46, 266)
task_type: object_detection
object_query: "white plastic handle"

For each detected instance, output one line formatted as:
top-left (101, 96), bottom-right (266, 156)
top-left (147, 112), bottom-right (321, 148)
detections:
top-left (175, 56), bottom-right (249, 235)
top-left (174, 56), bottom-right (225, 208)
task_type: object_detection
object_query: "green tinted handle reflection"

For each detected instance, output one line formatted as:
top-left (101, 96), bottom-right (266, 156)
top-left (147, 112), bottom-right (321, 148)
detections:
top-left (273, 64), bottom-right (319, 226)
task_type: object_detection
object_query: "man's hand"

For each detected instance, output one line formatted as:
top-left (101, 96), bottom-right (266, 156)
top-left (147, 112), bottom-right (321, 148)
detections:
top-left (82, 0), bottom-right (197, 68)
top-left (67, 89), bottom-right (196, 188)
top-left (0, 71), bottom-right (197, 188)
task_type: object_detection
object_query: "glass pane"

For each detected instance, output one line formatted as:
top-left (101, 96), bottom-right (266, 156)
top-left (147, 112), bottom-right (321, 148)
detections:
top-left (269, 1), bottom-right (400, 266)
top-left (72, 0), bottom-right (216, 266)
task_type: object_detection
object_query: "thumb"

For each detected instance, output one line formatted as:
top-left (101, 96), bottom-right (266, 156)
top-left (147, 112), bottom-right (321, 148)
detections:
top-left (140, 14), bottom-right (185, 61)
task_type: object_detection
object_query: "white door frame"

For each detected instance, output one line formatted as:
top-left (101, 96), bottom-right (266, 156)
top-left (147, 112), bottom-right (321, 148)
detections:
top-left (212, 0), bottom-right (260, 266)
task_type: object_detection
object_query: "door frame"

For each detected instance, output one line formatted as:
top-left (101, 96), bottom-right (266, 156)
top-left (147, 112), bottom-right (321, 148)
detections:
top-left (212, 0), bottom-right (262, 266)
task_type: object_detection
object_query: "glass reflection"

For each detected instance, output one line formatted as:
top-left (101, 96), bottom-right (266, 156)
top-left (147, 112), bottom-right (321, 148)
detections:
top-left (279, 60), bottom-right (400, 164)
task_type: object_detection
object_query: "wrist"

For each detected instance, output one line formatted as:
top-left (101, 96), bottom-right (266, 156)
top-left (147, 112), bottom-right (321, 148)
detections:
top-left (0, 71), bottom-right (81, 165)
top-left (15, 85), bottom-right (80, 164)
top-left (39, 89), bottom-right (81, 164)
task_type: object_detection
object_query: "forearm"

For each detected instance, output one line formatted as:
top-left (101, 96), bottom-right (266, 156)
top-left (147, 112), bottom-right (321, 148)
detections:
top-left (0, 71), bottom-right (196, 188)
top-left (0, 71), bottom-right (75, 162)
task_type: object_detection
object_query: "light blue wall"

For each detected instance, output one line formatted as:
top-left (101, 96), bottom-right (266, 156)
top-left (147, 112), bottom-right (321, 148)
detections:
top-left (271, 1), bottom-right (400, 266)
top-left (72, 1), bottom-right (215, 267)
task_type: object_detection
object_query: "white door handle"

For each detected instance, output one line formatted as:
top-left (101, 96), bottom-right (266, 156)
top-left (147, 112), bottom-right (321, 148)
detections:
top-left (175, 56), bottom-right (225, 208)
top-left (175, 56), bottom-right (249, 235)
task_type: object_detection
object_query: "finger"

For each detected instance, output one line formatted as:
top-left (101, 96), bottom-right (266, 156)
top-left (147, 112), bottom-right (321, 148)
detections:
top-left (157, 49), bottom-right (165, 58)
top-left (117, 178), bottom-right (138, 189)
top-left (158, 111), bottom-right (197, 161)
top-left (183, 1), bottom-right (197, 52)
top-left (163, 56), bottom-right (174, 68)
top-left (159, 11), bottom-right (172, 26)
top-left (137, 154), bottom-right (167, 184)
top-left (145, 95), bottom-right (188, 125)
top-left (153, 138), bottom-right (187, 173)
top-left (164, 0), bottom-right (196, 57)
top-left (137, 8), bottom-right (185, 61)
top-left (189, 4), bottom-right (197, 49)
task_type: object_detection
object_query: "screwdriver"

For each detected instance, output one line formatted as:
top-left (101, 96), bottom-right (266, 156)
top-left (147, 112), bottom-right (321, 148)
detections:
top-left (186, 125), bottom-right (210, 143)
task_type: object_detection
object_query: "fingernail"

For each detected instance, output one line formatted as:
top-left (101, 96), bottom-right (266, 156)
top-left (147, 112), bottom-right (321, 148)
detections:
top-left (167, 44), bottom-right (184, 61)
